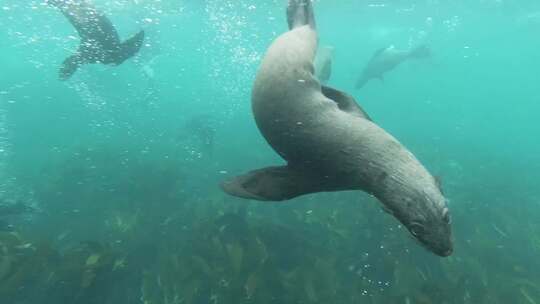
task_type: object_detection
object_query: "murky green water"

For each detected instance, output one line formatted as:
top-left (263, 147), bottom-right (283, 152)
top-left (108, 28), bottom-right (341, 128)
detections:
top-left (1, 0), bottom-right (539, 303)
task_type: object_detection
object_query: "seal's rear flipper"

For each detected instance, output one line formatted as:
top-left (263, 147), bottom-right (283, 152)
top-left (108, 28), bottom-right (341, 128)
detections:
top-left (287, 0), bottom-right (315, 30)
top-left (59, 54), bottom-right (83, 80)
top-left (221, 166), bottom-right (333, 201)
top-left (322, 85), bottom-right (372, 120)
top-left (115, 30), bottom-right (145, 65)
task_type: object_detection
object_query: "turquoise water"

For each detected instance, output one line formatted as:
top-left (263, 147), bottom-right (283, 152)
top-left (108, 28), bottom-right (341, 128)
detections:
top-left (1, 0), bottom-right (540, 303)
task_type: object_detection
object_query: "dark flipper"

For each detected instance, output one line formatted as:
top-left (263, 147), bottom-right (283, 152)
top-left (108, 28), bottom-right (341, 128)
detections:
top-left (287, 0), bottom-right (315, 30)
top-left (59, 54), bottom-right (84, 80)
top-left (221, 165), bottom-right (343, 201)
top-left (355, 75), bottom-right (370, 89)
top-left (114, 30), bottom-right (145, 65)
top-left (321, 85), bottom-right (372, 120)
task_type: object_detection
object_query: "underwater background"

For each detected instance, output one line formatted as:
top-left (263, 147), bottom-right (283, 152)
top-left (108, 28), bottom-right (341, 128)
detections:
top-left (1, 0), bottom-right (540, 303)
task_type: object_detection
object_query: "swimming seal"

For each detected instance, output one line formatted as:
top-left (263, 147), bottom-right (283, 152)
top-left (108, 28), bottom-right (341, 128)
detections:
top-left (356, 44), bottom-right (430, 88)
top-left (47, 0), bottom-right (145, 80)
top-left (181, 114), bottom-right (218, 157)
top-left (221, 0), bottom-right (452, 257)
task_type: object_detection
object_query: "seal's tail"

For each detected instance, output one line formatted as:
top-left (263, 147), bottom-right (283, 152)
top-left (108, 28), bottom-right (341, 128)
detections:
top-left (115, 30), bottom-right (145, 65)
top-left (287, 0), bottom-right (315, 30)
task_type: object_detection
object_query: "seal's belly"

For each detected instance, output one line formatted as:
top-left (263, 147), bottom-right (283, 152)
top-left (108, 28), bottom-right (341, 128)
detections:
top-left (254, 97), bottom-right (348, 165)
top-left (254, 96), bottom-right (419, 188)
top-left (252, 78), bottom-right (332, 161)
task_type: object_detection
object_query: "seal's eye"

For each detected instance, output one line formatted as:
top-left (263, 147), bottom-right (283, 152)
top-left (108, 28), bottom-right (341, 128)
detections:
top-left (410, 222), bottom-right (425, 237)
top-left (442, 208), bottom-right (451, 224)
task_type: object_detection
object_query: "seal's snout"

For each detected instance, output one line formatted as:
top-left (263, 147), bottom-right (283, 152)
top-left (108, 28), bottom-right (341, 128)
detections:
top-left (439, 247), bottom-right (453, 257)
top-left (433, 240), bottom-right (453, 257)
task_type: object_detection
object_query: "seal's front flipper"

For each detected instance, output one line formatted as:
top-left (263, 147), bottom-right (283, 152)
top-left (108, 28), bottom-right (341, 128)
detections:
top-left (322, 85), bottom-right (372, 120)
top-left (355, 75), bottom-right (369, 89)
top-left (221, 166), bottom-right (330, 201)
top-left (115, 30), bottom-right (145, 65)
top-left (287, 0), bottom-right (315, 30)
top-left (59, 54), bottom-right (83, 80)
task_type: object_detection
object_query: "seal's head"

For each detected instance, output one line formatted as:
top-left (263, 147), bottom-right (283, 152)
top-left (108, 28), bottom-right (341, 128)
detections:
top-left (383, 186), bottom-right (453, 257)
top-left (403, 195), bottom-right (452, 257)
top-left (407, 205), bottom-right (452, 257)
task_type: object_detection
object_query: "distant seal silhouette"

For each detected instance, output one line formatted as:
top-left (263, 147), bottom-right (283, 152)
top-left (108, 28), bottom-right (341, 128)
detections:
top-left (314, 45), bottom-right (333, 84)
top-left (221, 0), bottom-right (452, 257)
top-left (0, 200), bottom-right (34, 232)
top-left (0, 201), bottom-right (34, 217)
top-left (356, 44), bottom-right (430, 88)
top-left (180, 114), bottom-right (218, 157)
top-left (47, 0), bottom-right (145, 80)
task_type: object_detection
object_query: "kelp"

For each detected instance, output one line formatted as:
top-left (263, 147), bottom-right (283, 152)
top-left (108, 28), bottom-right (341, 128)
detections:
top-left (0, 234), bottom-right (138, 304)
top-left (6, 143), bottom-right (540, 304)
top-left (139, 213), bottom-right (346, 304)
top-left (4, 192), bottom-right (540, 304)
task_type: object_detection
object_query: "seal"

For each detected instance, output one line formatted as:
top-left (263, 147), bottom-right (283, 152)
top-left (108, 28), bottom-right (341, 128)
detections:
top-left (356, 44), bottom-right (430, 88)
top-left (180, 114), bottom-right (218, 157)
top-left (0, 200), bottom-right (34, 232)
top-left (47, 0), bottom-right (145, 80)
top-left (221, 0), bottom-right (452, 257)
top-left (0, 201), bottom-right (34, 217)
